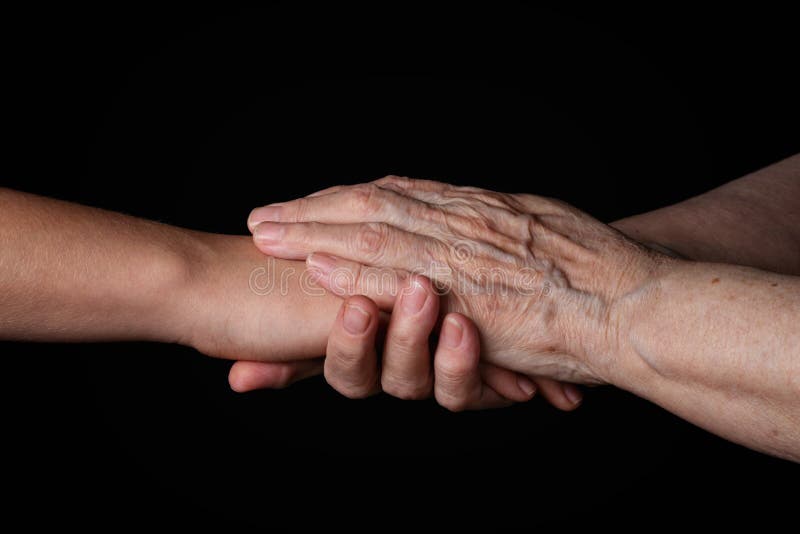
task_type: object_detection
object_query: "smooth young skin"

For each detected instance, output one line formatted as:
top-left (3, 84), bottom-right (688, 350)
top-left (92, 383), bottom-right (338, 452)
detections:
top-left (249, 156), bottom-right (800, 461)
top-left (0, 188), bottom-right (548, 410)
top-left (0, 189), bottom-right (337, 356)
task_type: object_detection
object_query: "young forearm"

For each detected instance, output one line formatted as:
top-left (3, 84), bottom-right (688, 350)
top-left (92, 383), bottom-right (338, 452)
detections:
top-left (613, 260), bottom-right (800, 461)
top-left (0, 188), bottom-right (339, 357)
top-left (612, 153), bottom-right (800, 274)
top-left (0, 188), bottom-right (198, 342)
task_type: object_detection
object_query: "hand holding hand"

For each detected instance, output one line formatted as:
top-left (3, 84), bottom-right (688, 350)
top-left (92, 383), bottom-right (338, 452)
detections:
top-left (231, 274), bottom-right (581, 411)
top-left (248, 176), bottom-right (666, 385)
top-left (185, 233), bottom-right (577, 410)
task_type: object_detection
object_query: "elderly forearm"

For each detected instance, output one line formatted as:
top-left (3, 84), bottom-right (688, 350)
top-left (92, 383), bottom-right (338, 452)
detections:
top-left (612, 153), bottom-right (800, 274)
top-left (614, 260), bottom-right (800, 461)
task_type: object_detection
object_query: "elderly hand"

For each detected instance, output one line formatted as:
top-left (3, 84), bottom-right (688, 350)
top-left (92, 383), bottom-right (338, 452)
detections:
top-left (248, 176), bottom-right (668, 386)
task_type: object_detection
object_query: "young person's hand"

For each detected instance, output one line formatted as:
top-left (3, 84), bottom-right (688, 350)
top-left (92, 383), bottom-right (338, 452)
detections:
top-left (0, 188), bottom-right (556, 411)
top-left (230, 274), bottom-right (581, 411)
top-left (187, 236), bottom-right (554, 410)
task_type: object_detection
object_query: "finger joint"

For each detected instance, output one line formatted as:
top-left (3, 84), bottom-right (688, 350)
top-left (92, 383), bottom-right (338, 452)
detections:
top-left (353, 222), bottom-right (390, 262)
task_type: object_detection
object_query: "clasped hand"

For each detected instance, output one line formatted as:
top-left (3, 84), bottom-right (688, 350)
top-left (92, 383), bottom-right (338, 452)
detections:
top-left (238, 176), bottom-right (665, 411)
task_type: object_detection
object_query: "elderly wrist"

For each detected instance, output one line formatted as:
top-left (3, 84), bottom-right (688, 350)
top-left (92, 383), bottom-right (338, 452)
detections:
top-left (553, 247), bottom-right (680, 387)
top-left (601, 253), bottom-right (681, 389)
top-left (551, 287), bottom-right (621, 385)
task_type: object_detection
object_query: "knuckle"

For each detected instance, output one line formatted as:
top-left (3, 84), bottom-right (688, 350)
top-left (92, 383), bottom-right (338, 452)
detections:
top-left (376, 175), bottom-right (410, 188)
top-left (381, 374), bottom-right (432, 400)
top-left (350, 184), bottom-right (383, 215)
top-left (325, 373), bottom-right (374, 399)
top-left (324, 357), bottom-right (376, 399)
top-left (387, 329), bottom-right (427, 354)
top-left (328, 343), bottom-right (368, 370)
top-left (352, 222), bottom-right (390, 260)
top-left (437, 391), bottom-right (470, 412)
top-left (414, 201), bottom-right (441, 222)
top-left (435, 360), bottom-right (472, 385)
top-left (289, 197), bottom-right (308, 222)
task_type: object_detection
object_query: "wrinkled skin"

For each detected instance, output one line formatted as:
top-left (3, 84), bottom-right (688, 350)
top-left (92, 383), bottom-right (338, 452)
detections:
top-left (249, 176), bottom-right (668, 385)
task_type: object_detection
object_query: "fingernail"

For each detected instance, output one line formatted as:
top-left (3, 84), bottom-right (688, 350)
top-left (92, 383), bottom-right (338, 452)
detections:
top-left (343, 303), bottom-right (370, 334)
top-left (253, 222), bottom-right (285, 243)
top-left (249, 205), bottom-right (283, 227)
top-left (307, 252), bottom-right (337, 276)
top-left (563, 384), bottom-right (583, 406)
top-left (517, 376), bottom-right (537, 397)
top-left (402, 279), bottom-right (429, 314)
top-left (441, 316), bottom-right (463, 348)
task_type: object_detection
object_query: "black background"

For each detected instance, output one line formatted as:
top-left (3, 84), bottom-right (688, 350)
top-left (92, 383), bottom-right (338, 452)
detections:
top-left (3, 3), bottom-right (798, 529)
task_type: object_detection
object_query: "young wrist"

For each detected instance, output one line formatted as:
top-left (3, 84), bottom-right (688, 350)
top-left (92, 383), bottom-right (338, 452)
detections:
top-left (163, 231), bottom-right (341, 361)
top-left (145, 228), bottom-right (219, 348)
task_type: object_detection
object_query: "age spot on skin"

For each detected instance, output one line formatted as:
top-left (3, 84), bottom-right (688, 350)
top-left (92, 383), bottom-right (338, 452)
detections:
top-left (711, 278), bottom-right (720, 284)
top-left (771, 282), bottom-right (779, 287)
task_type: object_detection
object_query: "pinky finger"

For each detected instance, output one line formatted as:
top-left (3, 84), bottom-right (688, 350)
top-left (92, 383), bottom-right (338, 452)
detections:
top-left (228, 359), bottom-right (324, 393)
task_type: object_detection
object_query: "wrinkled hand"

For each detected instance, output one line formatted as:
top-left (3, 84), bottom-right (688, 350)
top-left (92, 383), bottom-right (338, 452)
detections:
top-left (248, 176), bottom-right (662, 385)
